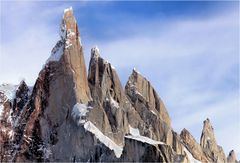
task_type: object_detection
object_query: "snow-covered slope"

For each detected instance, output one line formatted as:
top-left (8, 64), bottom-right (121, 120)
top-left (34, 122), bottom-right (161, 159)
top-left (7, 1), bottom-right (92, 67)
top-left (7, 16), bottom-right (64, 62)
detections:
top-left (71, 103), bottom-right (92, 125)
top-left (0, 83), bottom-right (17, 101)
top-left (184, 147), bottom-right (201, 163)
top-left (84, 121), bottom-right (123, 158)
top-left (126, 125), bottom-right (165, 145)
top-left (0, 84), bottom-right (17, 119)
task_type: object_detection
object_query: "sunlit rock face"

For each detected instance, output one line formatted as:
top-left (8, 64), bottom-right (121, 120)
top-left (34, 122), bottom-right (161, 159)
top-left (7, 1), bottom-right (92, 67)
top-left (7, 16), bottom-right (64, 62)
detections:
top-left (227, 150), bottom-right (238, 163)
top-left (180, 128), bottom-right (208, 162)
top-left (200, 118), bottom-right (226, 162)
top-left (125, 69), bottom-right (173, 146)
top-left (0, 7), bottom-right (235, 163)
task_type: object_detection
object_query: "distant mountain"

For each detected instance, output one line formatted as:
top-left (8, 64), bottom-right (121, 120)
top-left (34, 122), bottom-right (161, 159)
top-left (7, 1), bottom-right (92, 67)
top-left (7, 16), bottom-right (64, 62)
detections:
top-left (0, 7), bottom-right (238, 162)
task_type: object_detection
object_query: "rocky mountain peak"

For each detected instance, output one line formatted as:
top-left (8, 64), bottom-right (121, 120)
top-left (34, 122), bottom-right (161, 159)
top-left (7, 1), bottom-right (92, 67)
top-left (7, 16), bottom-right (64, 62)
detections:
top-left (60, 7), bottom-right (78, 40)
top-left (35, 7), bottom-right (92, 127)
top-left (203, 118), bottom-right (211, 127)
top-left (88, 46), bottom-right (118, 89)
top-left (91, 46), bottom-right (100, 59)
top-left (9, 8), bottom-right (92, 161)
top-left (88, 46), bottom-right (129, 144)
top-left (227, 150), bottom-right (238, 163)
top-left (201, 118), bottom-right (217, 147)
top-left (0, 7), bottom-right (237, 162)
top-left (180, 128), bottom-right (208, 162)
top-left (125, 70), bottom-right (173, 145)
top-left (180, 128), bottom-right (192, 140)
top-left (15, 80), bottom-right (29, 96)
top-left (13, 80), bottom-right (29, 115)
top-left (132, 67), bottom-right (140, 74)
top-left (126, 68), bottom-right (171, 127)
top-left (200, 118), bottom-right (226, 162)
top-left (55, 7), bottom-right (91, 103)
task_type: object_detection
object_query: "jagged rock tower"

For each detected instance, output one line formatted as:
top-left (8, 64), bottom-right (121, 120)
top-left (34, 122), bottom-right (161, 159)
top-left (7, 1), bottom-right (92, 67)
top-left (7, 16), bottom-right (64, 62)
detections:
top-left (0, 7), bottom-right (238, 162)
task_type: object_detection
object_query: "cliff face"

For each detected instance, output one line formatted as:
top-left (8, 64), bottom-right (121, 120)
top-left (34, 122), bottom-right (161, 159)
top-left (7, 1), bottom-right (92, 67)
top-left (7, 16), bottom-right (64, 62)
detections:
top-left (87, 47), bottom-right (129, 145)
top-left (227, 150), bottom-right (238, 163)
top-left (125, 69), bottom-right (172, 145)
top-left (0, 7), bottom-right (237, 162)
top-left (200, 118), bottom-right (226, 163)
top-left (180, 128), bottom-right (208, 162)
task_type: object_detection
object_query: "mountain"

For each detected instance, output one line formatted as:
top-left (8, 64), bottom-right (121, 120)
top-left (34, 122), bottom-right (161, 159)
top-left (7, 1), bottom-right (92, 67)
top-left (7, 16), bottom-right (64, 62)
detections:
top-left (0, 7), bottom-right (238, 162)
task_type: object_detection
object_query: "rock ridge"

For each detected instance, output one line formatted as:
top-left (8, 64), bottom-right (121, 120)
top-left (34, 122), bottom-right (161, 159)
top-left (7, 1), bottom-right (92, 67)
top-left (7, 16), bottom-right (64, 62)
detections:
top-left (200, 118), bottom-right (226, 162)
top-left (0, 7), bottom-right (237, 163)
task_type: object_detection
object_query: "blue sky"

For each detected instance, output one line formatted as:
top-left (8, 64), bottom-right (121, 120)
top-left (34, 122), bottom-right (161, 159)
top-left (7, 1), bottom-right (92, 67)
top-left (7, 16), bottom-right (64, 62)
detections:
top-left (0, 1), bottom-right (239, 158)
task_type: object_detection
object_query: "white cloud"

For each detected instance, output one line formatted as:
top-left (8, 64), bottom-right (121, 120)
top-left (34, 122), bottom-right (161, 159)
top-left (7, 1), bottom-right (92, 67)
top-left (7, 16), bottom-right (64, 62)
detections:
top-left (96, 12), bottom-right (238, 67)
top-left (0, 2), bottom-right (68, 85)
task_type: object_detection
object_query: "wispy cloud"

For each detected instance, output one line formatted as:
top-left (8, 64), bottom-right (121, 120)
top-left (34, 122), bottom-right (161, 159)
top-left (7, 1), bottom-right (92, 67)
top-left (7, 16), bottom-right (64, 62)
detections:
top-left (0, 2), bottom-right (65, 85)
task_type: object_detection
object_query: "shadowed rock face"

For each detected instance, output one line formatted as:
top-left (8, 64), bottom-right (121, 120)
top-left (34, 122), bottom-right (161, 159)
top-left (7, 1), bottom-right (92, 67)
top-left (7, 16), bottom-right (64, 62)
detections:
top-left (120, 137), bottom-right (183, 162)
top-left (0, 100), bottom-right (13, 161)
top-left (0, 7), bottom-right (236, 163)
top-left (200, 118), bottom-right (226, 162)
top-left (0, 81), bottom-right (30, 161)
top-left (12, 81), bottom-right (29, 116)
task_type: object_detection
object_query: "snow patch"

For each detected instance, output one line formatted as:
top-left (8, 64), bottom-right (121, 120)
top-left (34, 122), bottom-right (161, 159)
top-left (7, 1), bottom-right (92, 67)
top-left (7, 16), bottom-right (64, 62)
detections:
top-left (126, 125), bottom-right (165, 145)
top-left (71, 103), bottom-right (92, 125)
top-left (64, 6), bottom-right (73, 13)
top-left (111, 64), bottom-right (115, 69)
top-left (151, 110), bottom-right (157, 115)
top-left (7, 109), bottom-right (14, 126)
top-left (79, 36), bottom-right (82, 46)
top-left (91, 46), bottom-right (100, 58)
top-left (129, 125), bottom-right (140, 136)
top-left (65, 29), bottom-right (75, 49)
top-left (65, 39), bottom-right (72, 49)
top-left (38, 144), bottom-right (52, 160)
top-left (0, 83), bottom-right (17, 119)
top-left (110, 97), bottom-right (119, 108)
top-left (183, 147), bottom-right (201, 163)
top-left (104, 60), bottom-right (109, 64)
top-left (8, 129), bottom-right (14, 140)
top-left (67, 29), bottom-right (75, 38)
top-left (0, 83), bottom-right (17, 101)
top-left (125, 134), bottom-right (164, 145)
top-left (84, 121), bottom-right (123, 158)
top-left (135, 90), bottom-right (143, 97)
top-left (133, 67), bottom-right (141, 74)
top-left (23, 134), bottom-right (32, 144)
top-left (0, 105), bottom-right (3, 119)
